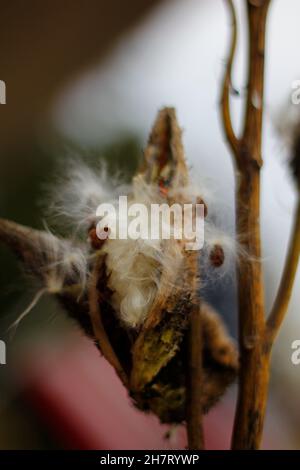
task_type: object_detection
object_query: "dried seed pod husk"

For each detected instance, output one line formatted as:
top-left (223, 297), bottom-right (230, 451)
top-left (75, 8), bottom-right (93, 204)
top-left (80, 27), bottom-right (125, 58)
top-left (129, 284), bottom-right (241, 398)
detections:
top-left (127, 108), bottom-right (238, 421)
top-left (0, 108), bottom-right (238, 424)
top-left (132, 302), bottom-right (238, 423)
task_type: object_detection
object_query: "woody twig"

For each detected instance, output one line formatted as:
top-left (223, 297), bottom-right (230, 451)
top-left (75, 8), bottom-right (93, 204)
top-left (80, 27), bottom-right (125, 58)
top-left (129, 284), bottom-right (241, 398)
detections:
top-left (221, 0), bottom-right (300, 449)
top-left (186, 305), bottom-right (205, 450)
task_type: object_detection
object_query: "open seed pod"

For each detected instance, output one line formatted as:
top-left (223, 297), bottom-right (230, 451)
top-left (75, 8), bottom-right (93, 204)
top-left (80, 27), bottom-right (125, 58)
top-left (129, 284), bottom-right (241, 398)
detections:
top-left (0, 108), bottom-right (238, 424)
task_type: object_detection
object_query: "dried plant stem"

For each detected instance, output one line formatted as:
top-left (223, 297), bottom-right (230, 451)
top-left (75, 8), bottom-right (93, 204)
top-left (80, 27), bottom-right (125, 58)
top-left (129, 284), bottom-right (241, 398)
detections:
top-left (88, 255), bottom-right (129, 387)
top-left (221, 0), bottom-right (271, 449)
top-left (266, 199), bottom-right (300, 344)
top-left (220, 0), bottom-right (239, 156)
top-left (233, 197), bottom-right (300, 449)
top-left (222, 0), bottom-right (299, 449)
top-left (187, 305), bottom-right (205, 450)
top-left (232, 169), bottom-right (267, 450)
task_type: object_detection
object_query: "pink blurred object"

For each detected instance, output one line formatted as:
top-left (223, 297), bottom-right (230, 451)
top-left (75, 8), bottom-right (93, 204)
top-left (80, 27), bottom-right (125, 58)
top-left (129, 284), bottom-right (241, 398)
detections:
top-left (17, 335), bottom-right (186, 449)
top-left (14, 332), bottom-right (237, 449)
top-left (10, 326), bottom-right (295, 450)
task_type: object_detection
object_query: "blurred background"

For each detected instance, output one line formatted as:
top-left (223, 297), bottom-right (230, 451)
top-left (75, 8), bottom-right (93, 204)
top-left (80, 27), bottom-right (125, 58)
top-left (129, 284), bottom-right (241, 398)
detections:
top-left (0, 0), bottom-right (299, 449)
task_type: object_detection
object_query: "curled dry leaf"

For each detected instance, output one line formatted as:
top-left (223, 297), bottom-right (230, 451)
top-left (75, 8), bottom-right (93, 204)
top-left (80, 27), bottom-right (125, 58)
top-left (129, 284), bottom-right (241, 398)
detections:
top-left (0, 108), bottom-right (238, 423)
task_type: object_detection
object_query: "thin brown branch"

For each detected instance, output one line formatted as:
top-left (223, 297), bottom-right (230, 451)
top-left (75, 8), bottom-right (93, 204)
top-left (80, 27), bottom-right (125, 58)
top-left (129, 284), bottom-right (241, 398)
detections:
top-left (241, 0), bottom-right (271, 166)
top-left (88, 255), bottom-right (129, 387)
top-left (186, 305), bottom-right (205, 450)
top-left (220, 0), bottom-right (240, 157)
top-left (220, 0), bottom-right (271, 450)
top-left (266, 199), bottom-right (300, 345)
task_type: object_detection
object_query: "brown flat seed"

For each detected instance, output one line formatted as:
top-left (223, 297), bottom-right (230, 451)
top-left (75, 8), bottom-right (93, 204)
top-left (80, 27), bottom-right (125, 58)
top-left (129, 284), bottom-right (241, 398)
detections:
top-left (89, 226), bottom-right (109, 250)
top-left (209, 244), bottom-right (225, 267)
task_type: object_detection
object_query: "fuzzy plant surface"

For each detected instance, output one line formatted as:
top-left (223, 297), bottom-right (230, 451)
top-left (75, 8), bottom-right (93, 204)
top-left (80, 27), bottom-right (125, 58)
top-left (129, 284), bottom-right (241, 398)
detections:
top-left (0, 108), bottom-right (238, 424)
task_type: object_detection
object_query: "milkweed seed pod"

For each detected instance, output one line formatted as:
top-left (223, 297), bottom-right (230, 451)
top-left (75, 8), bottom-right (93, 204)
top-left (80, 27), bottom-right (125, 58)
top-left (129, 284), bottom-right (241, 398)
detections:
top-left (0, 108), bottom-right (238, 424)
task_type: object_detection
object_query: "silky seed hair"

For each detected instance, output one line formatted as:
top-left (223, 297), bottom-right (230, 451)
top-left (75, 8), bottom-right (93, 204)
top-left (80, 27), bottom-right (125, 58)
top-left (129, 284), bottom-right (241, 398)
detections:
top-left (8, 226), bottom-right (89, 333)
top-left (43, 158), bottom-right (239, 328)
top-left (47, 158), bottom-right (130, 235)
